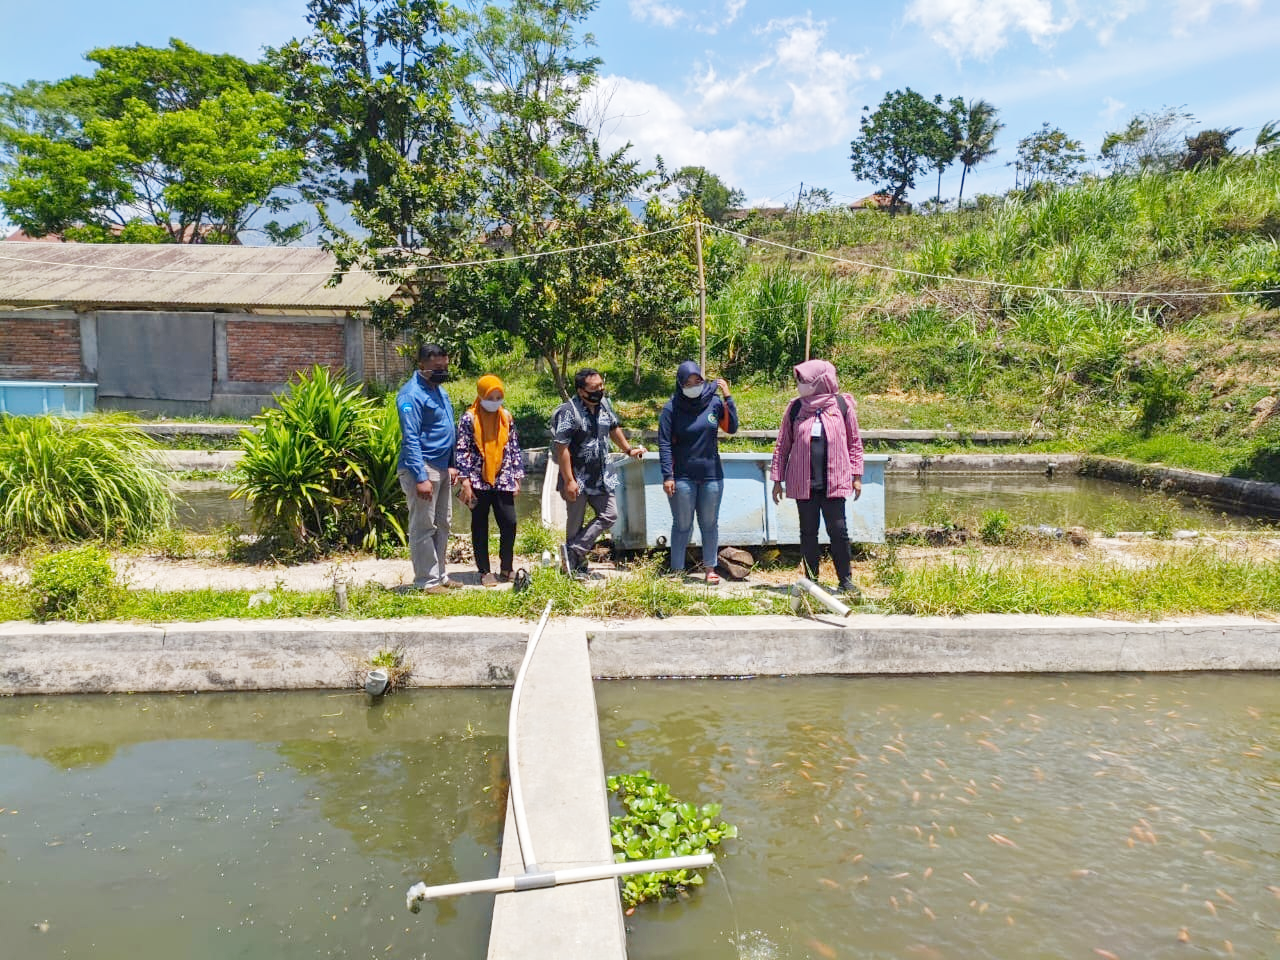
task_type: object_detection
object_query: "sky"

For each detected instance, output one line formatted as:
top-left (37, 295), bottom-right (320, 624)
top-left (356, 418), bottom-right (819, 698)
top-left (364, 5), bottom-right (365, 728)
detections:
top-left (2, 0), bottom-right (1278, 218)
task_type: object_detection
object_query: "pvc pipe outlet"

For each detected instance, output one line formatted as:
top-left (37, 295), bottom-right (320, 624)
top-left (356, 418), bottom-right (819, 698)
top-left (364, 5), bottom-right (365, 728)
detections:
top-left (365, 669), bottom-right (390, 696)
top-left (790, 577), bottom-right (852, 618)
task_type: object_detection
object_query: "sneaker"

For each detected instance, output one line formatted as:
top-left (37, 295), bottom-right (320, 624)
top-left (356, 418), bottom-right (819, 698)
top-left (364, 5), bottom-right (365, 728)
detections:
top-left (837, 578), bottom-right (860, 597)
top-left (440, 578), bottom-right (464, 589)
top-left (480, 572), bottom-right (499, 588)
top-left (422, 584), bottom-right (450, 595)
top-left (498, 570), bottom-right (514, 583)
top-left (704, 569), bottom-right (721, 586)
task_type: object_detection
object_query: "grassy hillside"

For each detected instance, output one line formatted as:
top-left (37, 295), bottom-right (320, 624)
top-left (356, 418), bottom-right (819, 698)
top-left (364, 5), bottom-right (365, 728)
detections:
top-left (470, 153), bottom-right (1280, 481)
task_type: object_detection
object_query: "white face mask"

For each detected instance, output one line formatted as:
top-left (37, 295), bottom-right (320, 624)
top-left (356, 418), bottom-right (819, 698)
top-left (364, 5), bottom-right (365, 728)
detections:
top-left (682, 384), bottom-right (704, 398)
top-left (480, 398), bottom-right (504, 412)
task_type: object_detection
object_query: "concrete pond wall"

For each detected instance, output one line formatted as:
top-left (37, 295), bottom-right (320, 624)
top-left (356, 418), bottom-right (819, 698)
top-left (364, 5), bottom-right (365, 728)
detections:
top-left (3, 613), bottom-right (1278, 696)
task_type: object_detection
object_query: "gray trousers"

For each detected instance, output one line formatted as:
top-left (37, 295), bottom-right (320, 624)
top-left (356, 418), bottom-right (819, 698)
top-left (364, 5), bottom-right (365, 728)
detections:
top-left (399, 465), bottom-right (451, 588)
top-left (564, 489), bottom-right (618, 563)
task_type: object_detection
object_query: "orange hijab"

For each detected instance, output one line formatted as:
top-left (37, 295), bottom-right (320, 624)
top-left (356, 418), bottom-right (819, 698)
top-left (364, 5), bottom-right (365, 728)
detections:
top-left (471, 374), bottom-right (510, 485)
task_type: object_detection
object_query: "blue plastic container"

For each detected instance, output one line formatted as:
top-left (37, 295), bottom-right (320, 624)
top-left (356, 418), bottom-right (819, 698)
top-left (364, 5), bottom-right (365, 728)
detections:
top-left (609, 452), bottom-right (888, 550)
top-left (0, 381), bottom-right (97, 417)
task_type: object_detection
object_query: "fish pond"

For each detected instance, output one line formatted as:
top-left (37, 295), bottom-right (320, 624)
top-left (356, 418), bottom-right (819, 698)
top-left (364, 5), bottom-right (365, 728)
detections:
top-left (1, 674), bottom-right (1276, 958)
top-left (171, 474), bottom-right (1270, 536)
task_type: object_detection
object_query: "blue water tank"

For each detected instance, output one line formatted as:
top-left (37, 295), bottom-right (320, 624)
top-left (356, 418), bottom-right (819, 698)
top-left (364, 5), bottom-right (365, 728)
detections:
top-left (609, 452), bottom-right (888, 549)
top-left (0, 381), bottom-right (97, 417)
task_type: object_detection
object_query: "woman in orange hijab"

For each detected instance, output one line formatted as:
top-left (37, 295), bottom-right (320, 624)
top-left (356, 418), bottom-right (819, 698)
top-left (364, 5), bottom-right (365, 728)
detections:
top-left (455, 374), bottom-right (526, 586)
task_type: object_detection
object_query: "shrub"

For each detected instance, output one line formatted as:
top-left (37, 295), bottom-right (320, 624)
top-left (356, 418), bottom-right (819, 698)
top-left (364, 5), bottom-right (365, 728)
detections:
top-left (0, 415), bottom-right (174, 546)
top-left (979, 509), bottom-right (1014, 545)
top-left (514, 520), bottom-right (560, 557)
top-left (29, 545), bottom-right (121, 621)
top-left (233, 366), bottom-right (405, 558)
top-left (1131, 362), bottom-right (1192, 434)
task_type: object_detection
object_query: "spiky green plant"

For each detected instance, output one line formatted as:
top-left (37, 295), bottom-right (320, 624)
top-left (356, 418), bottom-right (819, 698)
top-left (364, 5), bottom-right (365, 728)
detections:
top-left (233, 365), bottom-right (405, 557)
top-left (0, 415), bottom-right (174, 545)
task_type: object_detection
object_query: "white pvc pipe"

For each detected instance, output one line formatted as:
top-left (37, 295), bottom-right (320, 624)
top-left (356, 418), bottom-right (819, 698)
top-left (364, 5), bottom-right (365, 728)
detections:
top-left (407, 854), bottom-right (715, 910)
top-left (791, 577), bottom-right (852, 618)
top-left (404, 600), bottom-right (718, 912)
top-left (506, 600), bottom-right (554, 871)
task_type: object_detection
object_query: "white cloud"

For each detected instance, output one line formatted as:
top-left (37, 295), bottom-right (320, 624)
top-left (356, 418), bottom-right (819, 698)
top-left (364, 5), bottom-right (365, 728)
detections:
top-left (630, 0), bottom-right (757, 35)
top-left (1172, 0), bottom-right (1261, 33)
top-left (629, 0), bottom-right (687, 29)
top-left (1100, 96), bottom-right (1127, 125)
top-left (590, 15), bottom-right (870, 190)
top-left (1084, 0), bottom-right (1147, 45)
top-left (904, 0), bottom-right (1073, 59)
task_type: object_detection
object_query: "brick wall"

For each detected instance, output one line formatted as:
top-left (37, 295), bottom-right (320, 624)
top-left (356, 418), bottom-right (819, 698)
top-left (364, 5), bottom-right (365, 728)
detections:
top-left (226, 320), bottom-right (345, 383)
top-left (0, 316), bottom-right (83, 380)
top-left (363, 326), bottom-right (412, 387)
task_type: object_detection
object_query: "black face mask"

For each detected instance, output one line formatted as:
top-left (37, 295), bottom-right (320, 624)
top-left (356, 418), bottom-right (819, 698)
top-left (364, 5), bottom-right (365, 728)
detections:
top-left (583, 388), bottom-right (605, 403)
top-left (426, 369), bottom-right (450, 384)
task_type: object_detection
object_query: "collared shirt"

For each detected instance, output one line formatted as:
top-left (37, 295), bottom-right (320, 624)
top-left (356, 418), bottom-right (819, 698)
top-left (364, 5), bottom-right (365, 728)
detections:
top-left (770, 393), bottom-right (863, 500)
top-left (396, 372), bottom-right (456, 483)
top-left (551, 395), bottom-right (620, 495)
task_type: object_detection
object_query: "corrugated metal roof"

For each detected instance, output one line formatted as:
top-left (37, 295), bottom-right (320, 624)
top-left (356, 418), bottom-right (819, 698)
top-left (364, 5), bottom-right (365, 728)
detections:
top-left (0, 242), bottom-right (399, 311)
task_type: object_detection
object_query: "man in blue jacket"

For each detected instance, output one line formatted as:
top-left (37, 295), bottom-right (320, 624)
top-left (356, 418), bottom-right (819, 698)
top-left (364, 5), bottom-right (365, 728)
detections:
top-left (397, 344), bottom-right (459, 592)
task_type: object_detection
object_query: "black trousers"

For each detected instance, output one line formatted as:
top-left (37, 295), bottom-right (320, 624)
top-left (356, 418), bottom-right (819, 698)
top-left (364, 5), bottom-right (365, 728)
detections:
top-left (471, 489), bottom-right (517, 575)
top-left (796, 494), bottom-right (851, 583)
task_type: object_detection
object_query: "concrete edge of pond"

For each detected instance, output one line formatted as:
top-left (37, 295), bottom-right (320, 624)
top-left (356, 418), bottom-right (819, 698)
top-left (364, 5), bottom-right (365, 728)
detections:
top-left (2, 613), bottom-right (1277, 695)
top-left (1081, 455), bottom-right (1280, 513)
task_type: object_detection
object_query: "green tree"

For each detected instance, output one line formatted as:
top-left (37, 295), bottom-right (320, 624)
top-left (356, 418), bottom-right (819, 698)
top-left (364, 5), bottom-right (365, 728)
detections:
top-left (1014, 122), bottom-right (1087, 192)
top-left (955, 98), bottom-right (1003, 206)
top-left (849, 88), bottom-right (954, 216)
top-left (273, 0), bottom-right (482, 330)
top-left (1099, 106), bottom-right (1194, 174)
top-left (929, 97), bottom-right (964, 206)
top-left (668, 164), bottom-right (745, 222)
top-left (0, 40), bottom-right (304, 243)
top-left (467, 0), bottom-right (652, 399)
top-left (603, 197), bottom-right (744, 384)
top-left (1180, 127), bottom-right (1239, 169)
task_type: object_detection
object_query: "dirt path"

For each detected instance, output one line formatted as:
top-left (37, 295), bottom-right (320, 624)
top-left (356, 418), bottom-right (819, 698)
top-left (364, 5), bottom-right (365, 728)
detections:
top-left (5, 529), bottom-right (1275, 596)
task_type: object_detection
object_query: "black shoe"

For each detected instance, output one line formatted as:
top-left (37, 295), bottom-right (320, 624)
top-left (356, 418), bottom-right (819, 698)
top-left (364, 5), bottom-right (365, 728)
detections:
top-left (837, 578), bottom-right (860, 597)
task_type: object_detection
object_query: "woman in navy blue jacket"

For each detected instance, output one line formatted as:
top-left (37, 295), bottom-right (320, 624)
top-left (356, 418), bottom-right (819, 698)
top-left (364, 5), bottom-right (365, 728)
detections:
top-left (657, 360), bottom-right (739, 583)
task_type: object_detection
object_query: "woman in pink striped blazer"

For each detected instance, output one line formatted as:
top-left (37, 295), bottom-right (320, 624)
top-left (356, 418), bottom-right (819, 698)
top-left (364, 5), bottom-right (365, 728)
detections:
top-left (770, 359), bottom-right (864, 594)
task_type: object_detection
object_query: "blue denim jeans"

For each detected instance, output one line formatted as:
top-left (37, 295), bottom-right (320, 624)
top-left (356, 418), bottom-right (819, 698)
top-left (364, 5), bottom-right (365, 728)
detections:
top-left (669, 478), bottom-right (723, 572)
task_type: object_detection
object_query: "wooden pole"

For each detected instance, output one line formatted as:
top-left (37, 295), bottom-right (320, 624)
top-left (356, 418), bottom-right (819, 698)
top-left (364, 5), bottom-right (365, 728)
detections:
top-left (695, 220), bottom-right (707, 372)
top-left (805, 301), bottom-right (813, 361)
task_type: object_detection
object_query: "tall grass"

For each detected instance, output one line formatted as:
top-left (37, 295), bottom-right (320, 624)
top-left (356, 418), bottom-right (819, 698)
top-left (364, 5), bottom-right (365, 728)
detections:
top-left (881, 550), bottom-right (1280, 617)
top-left (0, 415), bottom-right (174, 545)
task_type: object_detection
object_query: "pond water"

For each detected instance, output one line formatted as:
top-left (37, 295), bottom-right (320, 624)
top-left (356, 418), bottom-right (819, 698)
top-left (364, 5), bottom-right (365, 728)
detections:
top-left (2, 675), bottom-right (1276, 959)
top-left (172, 474), bottom-right (1269, 537)
top-left (600, 674), bottom-right (1279, 960)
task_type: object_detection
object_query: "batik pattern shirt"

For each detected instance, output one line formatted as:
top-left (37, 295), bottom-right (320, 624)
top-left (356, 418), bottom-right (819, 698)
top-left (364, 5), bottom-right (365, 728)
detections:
top-left (550, 395), bottom-right (620, 495)
top-left (455, 411), bottom-right (526, 493)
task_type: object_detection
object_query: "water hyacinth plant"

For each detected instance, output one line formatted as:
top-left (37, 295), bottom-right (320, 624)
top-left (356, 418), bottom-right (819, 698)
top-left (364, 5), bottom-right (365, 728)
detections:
top-left (233, 365), bottom-right (405, 557)
top-left (608, 770), bottom-right (737, 908)
top-left (0, 415), bottom-right (174, 545)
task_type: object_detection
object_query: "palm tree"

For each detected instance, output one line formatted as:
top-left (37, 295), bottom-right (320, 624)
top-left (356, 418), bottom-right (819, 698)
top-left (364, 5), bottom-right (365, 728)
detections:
top-left (1254, 120), bottom-right (1280, 155)
top-left (955, 99), bottom-right (1003, 207)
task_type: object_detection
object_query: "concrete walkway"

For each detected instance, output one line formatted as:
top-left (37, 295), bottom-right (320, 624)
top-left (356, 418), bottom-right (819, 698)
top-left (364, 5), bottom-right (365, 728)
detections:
top-left (3, 613), bottom-right (1278, 695)
top-left (486, 623), bottom-right (626, 959)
